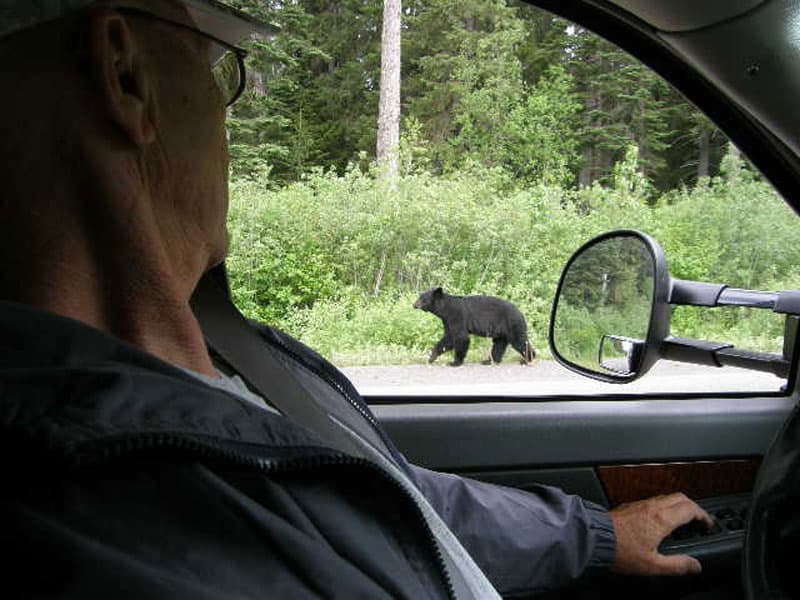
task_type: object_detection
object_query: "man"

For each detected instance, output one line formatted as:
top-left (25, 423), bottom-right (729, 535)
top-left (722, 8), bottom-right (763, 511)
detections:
top-left (0, 1), bottom-right (712, 597)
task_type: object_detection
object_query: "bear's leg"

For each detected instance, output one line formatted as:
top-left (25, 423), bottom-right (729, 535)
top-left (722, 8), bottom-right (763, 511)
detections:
top-left (429, 336), bottom-right (451, 363)
top-left (449, 336), bottom-right (470, 366)
top-left (483, 338), bottom-right (508, 365)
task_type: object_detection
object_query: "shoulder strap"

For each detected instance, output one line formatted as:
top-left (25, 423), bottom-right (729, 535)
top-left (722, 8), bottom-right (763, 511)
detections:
top-left (190, 266), bottom-right (364, 457)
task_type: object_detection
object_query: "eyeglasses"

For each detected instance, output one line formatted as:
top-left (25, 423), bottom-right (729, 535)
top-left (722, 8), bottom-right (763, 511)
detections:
top-left (115, 7), bottom-right (248, 107)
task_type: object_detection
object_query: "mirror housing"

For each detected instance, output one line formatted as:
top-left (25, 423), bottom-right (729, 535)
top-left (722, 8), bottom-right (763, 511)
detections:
top-left (550, 229), bottom-right (795, 382)
top-left (548, 230), bottom-right (671, 383)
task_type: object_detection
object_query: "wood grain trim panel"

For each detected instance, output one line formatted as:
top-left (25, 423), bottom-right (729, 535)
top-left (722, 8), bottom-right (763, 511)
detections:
top-left (597, 459), bottom-right (760, 507)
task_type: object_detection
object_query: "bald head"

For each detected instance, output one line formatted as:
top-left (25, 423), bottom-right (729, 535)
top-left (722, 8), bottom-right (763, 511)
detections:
top-left (0, 0), bottom-right (229, 313)
top-left (0, 0), bottom-right (263, 374)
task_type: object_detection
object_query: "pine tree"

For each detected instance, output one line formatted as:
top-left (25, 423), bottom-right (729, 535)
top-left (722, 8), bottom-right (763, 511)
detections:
top-left (377, 0), bottom-right (402, 184)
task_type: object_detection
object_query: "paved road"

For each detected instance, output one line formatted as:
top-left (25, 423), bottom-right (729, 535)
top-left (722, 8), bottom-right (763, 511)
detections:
top-left (341, 360), bottom-right (784, 397)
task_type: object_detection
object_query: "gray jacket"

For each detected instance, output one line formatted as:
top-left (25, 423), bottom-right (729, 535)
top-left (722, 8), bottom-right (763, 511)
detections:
top-left (0, 301), bottom-right (614, 598)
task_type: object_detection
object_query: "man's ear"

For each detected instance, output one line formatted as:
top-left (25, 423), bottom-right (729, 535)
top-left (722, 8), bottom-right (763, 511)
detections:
top-left (86, 10), bottom-right (155, 146)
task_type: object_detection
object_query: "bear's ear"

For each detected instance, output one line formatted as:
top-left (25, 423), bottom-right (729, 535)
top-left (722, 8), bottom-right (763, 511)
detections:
top-left (433, 287), bottom-right (443, 297)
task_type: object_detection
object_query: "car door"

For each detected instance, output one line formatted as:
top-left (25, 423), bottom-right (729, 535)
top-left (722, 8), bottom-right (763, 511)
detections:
top-left (359, 1), bottom-right (800, 596)
top-left (224, 0), bottom-right (800, 596)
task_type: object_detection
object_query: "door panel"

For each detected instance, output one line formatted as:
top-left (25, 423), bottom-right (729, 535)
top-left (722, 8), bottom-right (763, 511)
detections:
top-left (373, 393), bottom-right (794, 596)
top-left (453, 466), bottom-right (610, 506)
top-left (432, 459), bottom-right (761, 509)
top-left (373, 396), bottom-right (793, 473)
top-left (373, 395), bottom-right (791, 507)
top-left (597, 459), bottom-right (760, 506)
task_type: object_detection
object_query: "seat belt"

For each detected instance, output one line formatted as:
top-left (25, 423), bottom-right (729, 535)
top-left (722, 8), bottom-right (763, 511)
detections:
top-left (190, 265), bottom-right (364, 457)
top-left (191, 267), bottom-right (498, 599)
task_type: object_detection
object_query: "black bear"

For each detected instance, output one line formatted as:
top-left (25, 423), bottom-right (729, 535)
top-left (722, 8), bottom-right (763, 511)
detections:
top-left (413, 287), bottom-right (535, 366)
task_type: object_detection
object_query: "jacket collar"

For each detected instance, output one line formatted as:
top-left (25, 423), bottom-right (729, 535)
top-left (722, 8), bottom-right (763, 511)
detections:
top-left (0, 301), bottom-right (329, 454)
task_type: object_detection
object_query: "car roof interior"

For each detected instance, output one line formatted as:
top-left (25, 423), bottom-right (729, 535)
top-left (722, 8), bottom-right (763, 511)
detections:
top-left (608, 0), bottom-right (765, 32)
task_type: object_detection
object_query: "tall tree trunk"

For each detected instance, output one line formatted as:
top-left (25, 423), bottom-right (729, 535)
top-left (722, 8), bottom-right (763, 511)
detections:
top-left (251, 69), bottom-right (265, 96)
top-left (377, 0), bottom-right (401, 187)
top-left (697, 124), bottom-right (710, 179)
top-left (578, 146), bottom-right (594, 187)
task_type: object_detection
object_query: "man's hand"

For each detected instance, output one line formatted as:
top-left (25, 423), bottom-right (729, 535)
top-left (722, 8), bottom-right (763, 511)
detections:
top-left (609, 493), bottom-right (714, 576)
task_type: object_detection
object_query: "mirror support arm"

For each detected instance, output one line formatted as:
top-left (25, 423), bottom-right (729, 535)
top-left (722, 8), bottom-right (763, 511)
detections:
top-left (716, 347), bottom-right (790, 378)
top-left (660, 336), bottom-right (732, 367)
top-left (661, 336), bottom-right (788, 378)
top-left (671, 279), bottom-right (800, 314)
top-left (669, 279), bottom-right (727, 306)
top-left (718, 288), bottom-right (779, 309)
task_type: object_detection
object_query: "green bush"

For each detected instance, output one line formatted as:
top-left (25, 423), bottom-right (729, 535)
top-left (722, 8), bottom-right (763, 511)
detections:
top-left (651, 166), bottom-right (800, 354)
top-left (225, 159), bottom-right (799, 365)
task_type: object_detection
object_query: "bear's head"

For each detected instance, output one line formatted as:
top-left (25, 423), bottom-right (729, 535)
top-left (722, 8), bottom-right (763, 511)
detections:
top-left (413, 287), bottom-right (444, 312)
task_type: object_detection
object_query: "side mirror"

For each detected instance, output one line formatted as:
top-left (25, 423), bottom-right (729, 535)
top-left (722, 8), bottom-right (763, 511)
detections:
top-left (549, 230), bottom-right (670, 383)
top-left (550, 229), bottom-right (795, 382)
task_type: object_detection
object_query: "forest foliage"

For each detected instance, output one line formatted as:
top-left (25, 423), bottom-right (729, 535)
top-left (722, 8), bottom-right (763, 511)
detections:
top-left (223, 0), bottom-right (799, 365)
top-left (226, 0), bottom-right (728, 189)
top-left (227, 148), bottom-right (800, 365)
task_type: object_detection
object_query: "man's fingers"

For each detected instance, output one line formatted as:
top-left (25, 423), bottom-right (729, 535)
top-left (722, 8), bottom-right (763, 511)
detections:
top-left (659, 494), bottom-right (714, 531)
top-left (697, 508), bottom-right (714, 529)
top-left (670, 502), bottom-right (712, 529)
top-left (652, 553), bottom-right (702, 576)
top-left (609, 493), bottom-right (712, 577)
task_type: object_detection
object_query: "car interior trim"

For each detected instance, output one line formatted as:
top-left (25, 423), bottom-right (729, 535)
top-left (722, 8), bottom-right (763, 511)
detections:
top-left (606, 0), bottom-right (765, 33)
top-left (374, 396), bottom-right (793, 470)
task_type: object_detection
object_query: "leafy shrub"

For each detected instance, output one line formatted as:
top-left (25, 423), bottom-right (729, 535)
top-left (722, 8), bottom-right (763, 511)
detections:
top-left (226, 158), bottom-right (799, 365)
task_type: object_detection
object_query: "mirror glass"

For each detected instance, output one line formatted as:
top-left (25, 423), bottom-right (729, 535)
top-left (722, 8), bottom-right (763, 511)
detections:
top-left (552, 234), bottom-right (655, 375)
top-left (598, 334), bottom-right (644, 376)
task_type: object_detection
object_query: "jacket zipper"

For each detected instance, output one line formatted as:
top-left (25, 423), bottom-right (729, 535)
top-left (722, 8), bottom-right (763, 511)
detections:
top-left (264, 330), bottom-right (378, 426)
top-left (71, 432), bottom-right (456, 600)
top-left (262, 329), bottom-right (408, 464)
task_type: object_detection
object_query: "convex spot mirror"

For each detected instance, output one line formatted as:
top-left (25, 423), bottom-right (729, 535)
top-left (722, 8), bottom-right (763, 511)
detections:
top-left (549, 231), bottom-right (670, 383)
